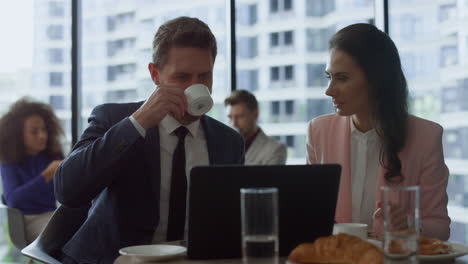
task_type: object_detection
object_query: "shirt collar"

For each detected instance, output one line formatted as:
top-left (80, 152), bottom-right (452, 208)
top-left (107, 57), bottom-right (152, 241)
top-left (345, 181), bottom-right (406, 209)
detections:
top-left (160, 115), bottom-right (201, 138)
top-left (350, 118), bottom-right (377, 141)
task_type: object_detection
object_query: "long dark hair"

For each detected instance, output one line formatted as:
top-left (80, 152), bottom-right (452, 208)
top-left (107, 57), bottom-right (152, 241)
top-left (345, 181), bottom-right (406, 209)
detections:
top-left (0, 97), bottom-right (64, 164)
top-left (329, 23), bottom-right (408, 183)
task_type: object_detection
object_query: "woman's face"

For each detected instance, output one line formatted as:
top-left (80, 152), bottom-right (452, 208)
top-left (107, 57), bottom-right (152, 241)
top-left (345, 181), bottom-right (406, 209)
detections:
top-left (23, 114), bottom-right (48, 155)
top-left (325, 48), bottom-right (372, 117)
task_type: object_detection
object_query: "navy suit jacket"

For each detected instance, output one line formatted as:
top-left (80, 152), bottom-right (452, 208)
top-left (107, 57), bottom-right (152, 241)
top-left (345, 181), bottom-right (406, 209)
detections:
top-left (54, 102), bottom-right (245, 264)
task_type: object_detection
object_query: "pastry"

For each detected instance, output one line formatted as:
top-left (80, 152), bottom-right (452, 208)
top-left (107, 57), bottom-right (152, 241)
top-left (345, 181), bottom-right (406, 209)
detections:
top-left (388, 235), bottom-right (450, 255)
top-left (418, 236), bottom-right (450, 255)
top-left (288, 233), bottom-right (383, 264)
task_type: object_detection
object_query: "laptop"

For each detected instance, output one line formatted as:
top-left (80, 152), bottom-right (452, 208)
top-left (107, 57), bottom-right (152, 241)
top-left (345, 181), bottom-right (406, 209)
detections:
top-left (187, 164), bottom-right (341, 259)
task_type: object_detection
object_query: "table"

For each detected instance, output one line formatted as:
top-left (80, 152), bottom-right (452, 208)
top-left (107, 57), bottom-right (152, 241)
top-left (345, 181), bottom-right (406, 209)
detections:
top-left (114, 256), bottom-right (468, 264)
top-left (115, 255), bottom-right (286, 264)
top-left (115, 255), bottom-right (468, 264)
top-left (114, 240), bottom-right (468, 264)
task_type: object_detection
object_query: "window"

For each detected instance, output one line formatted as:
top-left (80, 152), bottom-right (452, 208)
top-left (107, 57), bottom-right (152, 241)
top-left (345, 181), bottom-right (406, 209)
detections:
top-left (107, 16), bottom-right (115, 32)
top-left (306, 27), bottom-right (334, 52)
top-left (270, 65), bottom-right (295, 82)
top-left (47, 24), bottom-right (64, 40)
top-left (48, 48), bottom-right (64, 64)
top-left (285, 100), bottom-right (294, 115)
top-left (285, 135), bottom-right (295, 147)
top-left (439, 4), bottom-right (457, 22)
top-left (307, 99), bottom-right (334, 120)
top-left (49, 95), bottom-right (65, 110)
top-left (107, 64), bottom-right (136, 82)
top-left (270, 66), bottom-right (280, 81)
top-left (106, 12), bottom-right (135, 33)
top-left (237, 70), bottom-right (258, 91)
top-left (238, 3), bottom-right (258, 26)
top-left (49, 72), bottom-right (63, 87)
top-left (270, 0), bottom-right (279, 13)
top-left (307, 64), bottom-right (327, 87)
top-left (285, 65), bottom-right (294, 81)
top-left (284, 0), bottom-right (293, 10)
top-left (440, 44), bottom-right (458, 67)
top-left (442, 79), bottom-right (468, 112)
top-left (284, 31), bottom-right (293, 45)
top-left (398, 14), bottom-right (423, 40)
top-left (270, 0), bottom-right (293, 13)
top-left (270, 32), bottom-right (279, 47)
top-left (391, 0), bottom-right (468, 245)
top-left (105, 89), bottom-right (137, 103)
top-left (248, 4), bottom-right (258, 25)
top-left (107, 38), bottom-right (136, 57)
top-left (444, 129), bottom-right (468, 159)
top-left (237, 37), bottom-right (258, 59)
top-left (82, 0), bottom-right (230, 133)
top-left (236, 0), bottom-right (374, 164)
top-left (271, 101), bottom-right (280, 115)
top-left (48, 1), bottom-right (64, 17)
top-left (270, 31), bottom-right (295, 52)
top-left (306, 0), bottom-right (335, 17)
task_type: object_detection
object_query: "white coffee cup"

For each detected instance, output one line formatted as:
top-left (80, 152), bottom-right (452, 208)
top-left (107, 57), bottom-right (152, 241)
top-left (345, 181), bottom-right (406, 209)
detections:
top-left (332, 223), bottom-right (368, 239)
top-left (184, 84), bottom-right (213, 116)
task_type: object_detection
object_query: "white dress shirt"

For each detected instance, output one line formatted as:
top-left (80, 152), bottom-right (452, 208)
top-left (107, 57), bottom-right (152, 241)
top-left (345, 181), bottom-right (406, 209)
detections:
top-left (349, 118), bottom-right (380, 228)
top-left (129, 115), bottom-right (209, 242)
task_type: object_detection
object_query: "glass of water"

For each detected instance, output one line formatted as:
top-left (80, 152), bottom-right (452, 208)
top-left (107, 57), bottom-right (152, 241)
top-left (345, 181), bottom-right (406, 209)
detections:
top-left (240, 187), bottom-right (279, 264)
top-left (381, 185), bottom-right (420, 264)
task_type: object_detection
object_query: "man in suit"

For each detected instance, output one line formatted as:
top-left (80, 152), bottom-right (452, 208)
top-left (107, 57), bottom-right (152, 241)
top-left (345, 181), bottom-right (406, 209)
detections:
top-left (224, 90), bottom-right (286, 165)
top-left (54, 17), bottom-right (244, 264)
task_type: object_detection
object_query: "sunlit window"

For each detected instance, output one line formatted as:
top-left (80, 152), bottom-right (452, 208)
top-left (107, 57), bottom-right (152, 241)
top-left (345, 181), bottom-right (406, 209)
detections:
top-left (390, 0), bottom-right (468, 244)
top-left (236, 0), bottom-right (374, 163)
top-left (0, 1), bottom-right (71, 261)
top-left (80, 0), bottom-right (229, 132)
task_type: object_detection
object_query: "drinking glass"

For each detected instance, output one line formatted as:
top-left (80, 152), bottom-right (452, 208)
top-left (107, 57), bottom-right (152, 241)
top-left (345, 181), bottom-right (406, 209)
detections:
top-left (381, 185), bottom-right (420, 264)
top-left (240, 187), bottom-right (279, 264)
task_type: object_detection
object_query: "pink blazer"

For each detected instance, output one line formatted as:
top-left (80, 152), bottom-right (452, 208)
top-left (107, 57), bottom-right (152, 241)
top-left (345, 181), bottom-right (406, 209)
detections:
top-left (306, 114), bottom-right (450, 240)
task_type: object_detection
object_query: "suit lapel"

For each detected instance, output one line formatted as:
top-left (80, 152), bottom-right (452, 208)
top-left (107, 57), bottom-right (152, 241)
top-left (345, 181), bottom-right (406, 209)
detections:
top-left (333, 116), bottom-right (352, 222)
top-left (128, 102), bottom-right (161, 204)
top-left (143, 126), bottom-right (161, 204)
top-left (200, 115), bottom-right (218, 165)
top-left (245, 129), bottom-right (266, 163)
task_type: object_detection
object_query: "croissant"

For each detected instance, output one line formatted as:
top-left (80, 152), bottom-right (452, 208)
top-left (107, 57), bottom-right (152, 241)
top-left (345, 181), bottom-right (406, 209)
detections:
top-left (387, 236), bottom-right (450, 255)
top-left (288, 233), bottom-right (383, 264)
top-left (418, 236), bottom-right (450, 255)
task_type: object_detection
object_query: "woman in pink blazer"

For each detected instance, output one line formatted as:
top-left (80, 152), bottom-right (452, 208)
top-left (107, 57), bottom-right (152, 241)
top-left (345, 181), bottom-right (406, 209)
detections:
top-left (306, 23), bottom-right (450, 240)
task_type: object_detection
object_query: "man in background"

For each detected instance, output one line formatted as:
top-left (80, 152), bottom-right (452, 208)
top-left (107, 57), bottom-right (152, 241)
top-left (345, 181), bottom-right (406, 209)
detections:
top-left (225, 89), bottom-right (287, 165)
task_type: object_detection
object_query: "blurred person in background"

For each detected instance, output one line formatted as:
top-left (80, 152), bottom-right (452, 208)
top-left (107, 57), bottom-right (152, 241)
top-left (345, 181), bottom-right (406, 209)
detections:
top-left (0, 97), bottom-right (63, 243)
top-left (225, 89), bottom-right (287, 165)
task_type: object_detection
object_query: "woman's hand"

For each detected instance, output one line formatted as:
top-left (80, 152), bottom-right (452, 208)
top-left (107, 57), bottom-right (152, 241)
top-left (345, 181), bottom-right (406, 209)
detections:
top-left (41, 160), bottom-right (62, 182)
top-left (372, 201), bottom-right (408, 239)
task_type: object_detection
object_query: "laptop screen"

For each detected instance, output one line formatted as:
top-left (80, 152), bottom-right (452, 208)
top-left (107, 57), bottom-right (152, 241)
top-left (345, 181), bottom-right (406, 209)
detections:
top-left (187, 164), bottom-right (341, 259)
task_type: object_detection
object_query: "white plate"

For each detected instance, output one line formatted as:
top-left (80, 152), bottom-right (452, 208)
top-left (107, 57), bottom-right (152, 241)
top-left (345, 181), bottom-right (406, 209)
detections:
top-left (119, 244), bottom-right (186, 262)
top-left (367, 239), bottom-right (468, 262)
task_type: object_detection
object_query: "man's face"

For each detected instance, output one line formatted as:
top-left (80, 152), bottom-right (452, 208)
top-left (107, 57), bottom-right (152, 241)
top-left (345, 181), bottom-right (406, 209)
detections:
top-left (149, 46), bottom-right (214, 124)
top-left (226, 103), bottom-right (258, 138)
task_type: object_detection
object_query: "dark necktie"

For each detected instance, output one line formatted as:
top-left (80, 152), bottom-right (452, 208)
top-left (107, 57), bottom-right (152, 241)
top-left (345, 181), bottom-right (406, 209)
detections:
top-left (167, 126), bottom-right (189, 241)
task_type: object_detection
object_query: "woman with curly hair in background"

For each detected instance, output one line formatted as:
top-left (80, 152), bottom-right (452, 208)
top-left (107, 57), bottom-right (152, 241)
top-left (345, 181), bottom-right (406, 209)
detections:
top-left (0, 97), bottom-right (64, 243)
